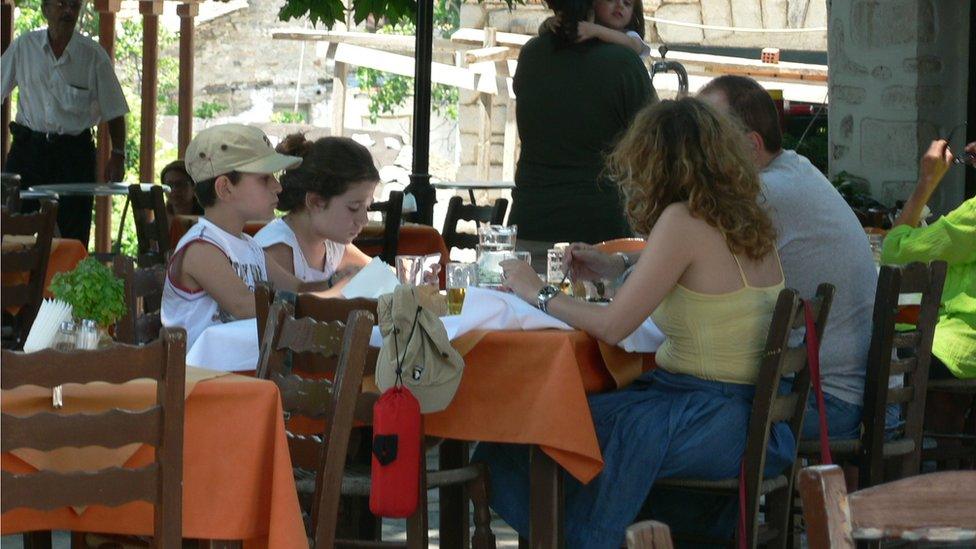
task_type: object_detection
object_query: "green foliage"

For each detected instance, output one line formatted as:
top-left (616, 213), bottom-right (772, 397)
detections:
top-left (355, 0), bottom-right (460, 124)
top-left (271, 110), bottom-right (309, 124)
top-left (279, 0), bottom-right (501, 28)
top-left (49, 257), bottom-right (127, 327)
top-left (194, 101), bottom-right (229, 120)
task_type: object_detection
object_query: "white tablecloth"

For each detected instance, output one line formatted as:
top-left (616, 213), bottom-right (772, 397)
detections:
top-left (185, 287), bottom-right (664, 372)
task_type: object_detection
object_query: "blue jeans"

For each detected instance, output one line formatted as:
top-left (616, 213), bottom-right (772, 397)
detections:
top-left (779, 379), bottom-right (903, 441)
top-left (473, 370), bottom-right (796, 549)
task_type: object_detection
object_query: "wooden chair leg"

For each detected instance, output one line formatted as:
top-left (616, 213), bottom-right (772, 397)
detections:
top-left (23, 531), bottom-right (52, 549)
top-left (468, 463), bottom-right (497, 549)
top-left (764, 485), bottom-right (792, 549)
top-left (406, 468), bottom-right (429, 549)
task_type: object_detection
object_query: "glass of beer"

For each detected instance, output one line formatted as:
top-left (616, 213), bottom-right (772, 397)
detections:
top-left (446, 262), bottom-right (478, 315)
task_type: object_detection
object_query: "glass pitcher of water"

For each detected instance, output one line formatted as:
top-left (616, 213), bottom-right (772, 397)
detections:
top-left (476, 225), bottom-right (517, 287)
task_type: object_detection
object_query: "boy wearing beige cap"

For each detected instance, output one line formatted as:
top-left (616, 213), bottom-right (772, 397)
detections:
top-left (161, 123), bottom-right (334, 347)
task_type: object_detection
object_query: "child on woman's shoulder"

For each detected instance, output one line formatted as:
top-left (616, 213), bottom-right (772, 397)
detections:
top-left (577, 0), bottom-right (650, 58)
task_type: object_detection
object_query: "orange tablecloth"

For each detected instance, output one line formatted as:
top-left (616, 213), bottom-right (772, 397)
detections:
top-left (1, 237), bottom-right (88, 298)
top-left (1, 373), bottom-right (307, 548)
top-left (425, 330), bottom-right (655, 483)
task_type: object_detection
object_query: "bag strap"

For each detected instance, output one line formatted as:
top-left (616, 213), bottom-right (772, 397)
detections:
top-left (737, 299), bottom-right (831, 549)
top-left (804, 299), bottom-right (832, 465)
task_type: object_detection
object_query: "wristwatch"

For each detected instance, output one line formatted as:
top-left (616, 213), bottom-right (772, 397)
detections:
top-left (536, 285), bottom-right (561, 314)
top-left (615, 252), bottom-right (633, 271)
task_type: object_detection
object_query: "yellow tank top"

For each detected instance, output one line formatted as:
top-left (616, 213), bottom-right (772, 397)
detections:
top-left (650, 252), bottom-right (785, 385)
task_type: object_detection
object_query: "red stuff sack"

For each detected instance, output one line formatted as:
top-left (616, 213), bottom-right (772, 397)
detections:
top-left (369, 385), bottom-right (422, 518)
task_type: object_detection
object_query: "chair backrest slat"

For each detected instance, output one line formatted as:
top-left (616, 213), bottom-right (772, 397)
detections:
top-left (128, 184), bottom-right (171, 266)
top-left (354, 191), bottom-right (403, 265)
top-left (1, 201), bottom-right (57, 349)
top-left (1, 465), bottom-right (160, 512)
top-left (1, 345), bottom-right (163, 388)
top-left (0, 329), bottom-right (186, 547)
top-left (441, 195), bottom-right (509, 252)
top-left (273, 372), bottom-right (336, 419)
top-left (275, 316), bottom-right (345, 357)
top-left (113, 255), bottom-right (166, 345)
top-left (769, 392), bottom-right (801, 424)
top-left (2, 408), bottom-right (162, 452)
top-left (295, 294), bottom-right (380, 377)
top-left (859, 261), bottom-right (946, 486)
top-left (287, 433), bottom-right (326, 471)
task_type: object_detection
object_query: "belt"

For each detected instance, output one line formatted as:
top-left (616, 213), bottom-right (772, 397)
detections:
top-left (9, 122), bottom-right (92, 144)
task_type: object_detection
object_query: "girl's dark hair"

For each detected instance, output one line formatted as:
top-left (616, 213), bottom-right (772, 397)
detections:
top-left (275, 134), bottom-right (380, 212)
top-left (542, 0), bottom-right (591, 46)
top-left (628, 0), bottom-right (645, 38)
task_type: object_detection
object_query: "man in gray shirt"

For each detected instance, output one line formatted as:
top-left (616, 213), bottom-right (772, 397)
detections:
top-left (700, 75), bottom-right (878, 439)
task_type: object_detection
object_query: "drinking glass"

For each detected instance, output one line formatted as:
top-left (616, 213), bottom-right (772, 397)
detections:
top-left (446, 262), bottom-right (478, 315)
top-left (396, 255), bottom-right (424, 285)
top-left (867, 233), bottom-right (884, 264)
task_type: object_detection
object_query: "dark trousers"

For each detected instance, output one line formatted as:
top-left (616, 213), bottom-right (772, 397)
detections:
top-left (5, 122), bottom-right (96, 246)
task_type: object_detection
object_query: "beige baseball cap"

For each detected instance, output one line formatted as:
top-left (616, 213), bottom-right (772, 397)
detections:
top-left (184, 124), bottom-right (302, 183)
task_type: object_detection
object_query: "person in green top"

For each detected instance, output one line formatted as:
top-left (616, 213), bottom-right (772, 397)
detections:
top-left (881, 139), bottom-right (976, 379)
top-left (509, 0), bottom-right (655, 249)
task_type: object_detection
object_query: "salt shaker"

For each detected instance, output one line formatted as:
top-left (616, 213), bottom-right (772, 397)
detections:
top-left (76, 319), bottom-right (99, 350)
top-left (52, 320), bottom-right (77, 409)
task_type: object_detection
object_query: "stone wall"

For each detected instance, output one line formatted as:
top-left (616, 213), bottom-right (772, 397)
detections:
top-left (828, 0), bottom-right (970, 212)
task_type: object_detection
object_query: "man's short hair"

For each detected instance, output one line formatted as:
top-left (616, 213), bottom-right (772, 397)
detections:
top-left (194, 171), bottom-right (241, 208)
top-left (700, 75), bottom-right (782, 153)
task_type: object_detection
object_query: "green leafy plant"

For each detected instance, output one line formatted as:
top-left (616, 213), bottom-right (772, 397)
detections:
top-left (279, 0), bottom-right (511, 28)
top-left (271, 110), bottom-right (309, 124)
top-left (49, 258), bottom-right (127, 327)
top-left (194, 101), bottom-right (229, 120)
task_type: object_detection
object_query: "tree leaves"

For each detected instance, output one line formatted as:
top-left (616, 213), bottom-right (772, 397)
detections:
top-left (279, 0), bottom-right (520, 29)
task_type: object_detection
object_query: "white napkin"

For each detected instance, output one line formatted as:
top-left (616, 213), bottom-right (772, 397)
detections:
top-left (341, 257), bottom-right (399, 299)
top-left (23, 299), bottom-right (73, 353)
top-left (367, 287), bottom-right (664, 353)
top-left (186, 319), bottom-right (259, 372)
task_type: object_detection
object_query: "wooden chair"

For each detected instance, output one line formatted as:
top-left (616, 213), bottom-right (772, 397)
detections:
top-left (595, 238), bottom-right (645, 255)
top-left (128, 184), bottom-right (172, 267)
top-left (1, 200), bottom-right (58, 350)
top-left (2, 172), bottom-right (22, 212)
top-left (798, 464), bottom-right (976, 546)
top-left (922, 378), bottom-right (976, 469)
top-left (650, 284), bottom-right (835, 548)
top-left (797, 262), bottom-right (947, 487)
top-left (441, 195), bottom-right (508, 253)
top-left (355, 190), bottom-right (403, 265)
top-left (1, 328), bottom-right (187, 548)
top-left (113, 255), bottom-right (167, 345)
top-left (258, 301), bottom-right (495, 548)
top-left (626, 521), bottom-right (674, 549)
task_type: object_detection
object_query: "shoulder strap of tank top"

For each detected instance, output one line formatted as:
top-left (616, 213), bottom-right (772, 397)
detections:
top-left (728, 251), bottom-right (750, 287)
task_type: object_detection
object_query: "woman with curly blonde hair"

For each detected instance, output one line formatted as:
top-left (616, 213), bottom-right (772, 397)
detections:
top-left (476, 97), bottom-right (795, 547)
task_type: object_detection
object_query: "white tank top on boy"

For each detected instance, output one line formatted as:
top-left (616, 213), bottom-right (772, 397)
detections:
top-left (254, 218), bottom-right (346, 283)
top-left (161, 217), bottom-right (268, 348)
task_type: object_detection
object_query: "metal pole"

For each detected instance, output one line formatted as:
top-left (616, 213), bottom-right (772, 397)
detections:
top-left (406, 0), bottom-right (436, 225)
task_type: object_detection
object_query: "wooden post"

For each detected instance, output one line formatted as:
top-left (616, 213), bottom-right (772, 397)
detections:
top-left (140, 0), bottom-right (163, 184)
top-left (498, 57), bottom-right (518, 182)
top-left (93, 0), bottom-right (121, 253)
top-left (331, 59), bottom-right (347, 137)
top-left (177, 1), bottom-right (199, 157)
top-left (477, 28), bottom-right (496, 181)
top-left (2, 0), bottom-right (13, 162)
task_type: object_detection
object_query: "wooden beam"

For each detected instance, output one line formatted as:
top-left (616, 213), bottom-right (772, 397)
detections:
top-left (177, 1), bottom-right (199, 158)
top-left (93, 0), bottom-right (121, 254)
top-left (451, 27), bottom-right (531, 48)
top-left (272, 29), bottom-right (457, 54)
top-left (2, 0), bottom-right (12, 162)
top-left (477, 29), bottom-right (495, 181)
top-left (464, 46), bottom-right (516, 65)
top-left (140, 0), bottom-right (163, 184)
top-left (331, 59), bottom-right (347, 137)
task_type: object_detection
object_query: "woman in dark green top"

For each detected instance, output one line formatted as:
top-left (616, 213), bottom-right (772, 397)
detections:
top-left (509, 2), bottom-right (655, 244)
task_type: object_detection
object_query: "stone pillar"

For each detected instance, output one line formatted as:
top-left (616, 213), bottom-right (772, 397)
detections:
top-left (140, 0), bottom-right (163, 184)
top-left (828, 0), bottom-right (970, 213)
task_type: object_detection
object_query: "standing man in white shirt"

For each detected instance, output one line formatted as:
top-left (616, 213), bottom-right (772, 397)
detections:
top-left (1, 0), bottom-right (129, 245)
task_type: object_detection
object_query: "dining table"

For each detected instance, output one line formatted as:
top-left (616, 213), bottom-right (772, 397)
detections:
top-left (1, 367), bottom-right (307, 548)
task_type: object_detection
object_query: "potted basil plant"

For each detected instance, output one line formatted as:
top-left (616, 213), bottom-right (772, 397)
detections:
top-left (49, 257), bottom-right (127, 345)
